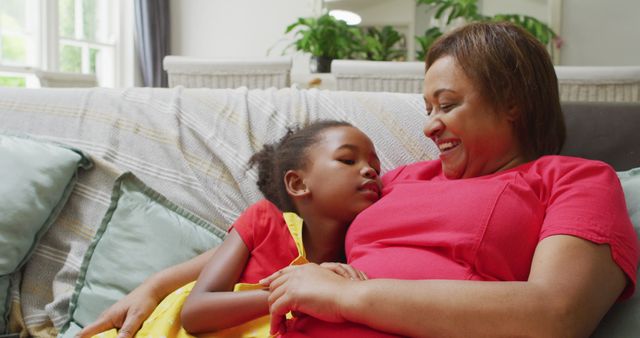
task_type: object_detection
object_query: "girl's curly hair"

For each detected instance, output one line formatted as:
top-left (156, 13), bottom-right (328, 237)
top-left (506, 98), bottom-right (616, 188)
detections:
top-left (249, 120), bottom-right (353, 212)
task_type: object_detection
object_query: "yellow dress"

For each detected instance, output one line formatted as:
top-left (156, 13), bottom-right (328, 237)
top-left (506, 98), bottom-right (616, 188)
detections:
top-left (94, 212), bottom-right (308, 338)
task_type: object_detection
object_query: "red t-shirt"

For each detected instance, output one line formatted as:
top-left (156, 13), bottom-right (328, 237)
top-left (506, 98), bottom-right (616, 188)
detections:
top-left (287, 156), bottom-right (639, 337)
top-left (230, 199), bottom-right (299, 284)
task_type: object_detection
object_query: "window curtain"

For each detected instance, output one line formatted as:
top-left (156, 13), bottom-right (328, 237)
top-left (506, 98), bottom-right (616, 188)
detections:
top-left (134, 0), bottom-right (170, 87)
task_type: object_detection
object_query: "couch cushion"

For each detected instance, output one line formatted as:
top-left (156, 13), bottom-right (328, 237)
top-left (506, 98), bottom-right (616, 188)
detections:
top-left (561, 101), bottom-right (640, 171)
top-left (59, 172), bottom-right (225, 337)
top-left (0, 134), bottom-right (91, 334)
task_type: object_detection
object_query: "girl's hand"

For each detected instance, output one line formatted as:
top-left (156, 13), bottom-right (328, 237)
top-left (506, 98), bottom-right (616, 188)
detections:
top-left (319, 262), bottom-right (368, 281)
top-left (260, 264), bottom-right (355, 335)
top-left (75, 285), bottom-right (160, 338)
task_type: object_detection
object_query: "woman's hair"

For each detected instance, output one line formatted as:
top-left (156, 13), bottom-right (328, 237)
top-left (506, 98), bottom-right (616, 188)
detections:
top-left (249, 120), bottom-right (353, 212)
top-left (426, 21), bottom-right (566, 159)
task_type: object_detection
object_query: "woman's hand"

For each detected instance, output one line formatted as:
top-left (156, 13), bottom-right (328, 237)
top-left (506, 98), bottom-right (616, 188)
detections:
top-left (319, 262), bottom-right (368, 281)
top-left (75, 284), bottom-right (161, 338)
top-left (260, 263), bottom-right (360, 335)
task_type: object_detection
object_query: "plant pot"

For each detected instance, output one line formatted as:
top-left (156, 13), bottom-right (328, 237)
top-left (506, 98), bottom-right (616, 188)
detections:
top-left (310, 56), bottom-right (333, 73)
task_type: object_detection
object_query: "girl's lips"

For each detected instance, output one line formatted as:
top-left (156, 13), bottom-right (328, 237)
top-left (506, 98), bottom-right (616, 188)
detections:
top-left (359, 181), bottom-right (381, 199)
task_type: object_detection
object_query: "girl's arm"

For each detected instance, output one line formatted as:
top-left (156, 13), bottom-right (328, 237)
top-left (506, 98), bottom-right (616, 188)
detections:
top-left (181, 228), bottom-right (269, 333)
top-left (265, 235), bottom-right (626, 338)
top-left (76, 246), bottom-right (219, 338)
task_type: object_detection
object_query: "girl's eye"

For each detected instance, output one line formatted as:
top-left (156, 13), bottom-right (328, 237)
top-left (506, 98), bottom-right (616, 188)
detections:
top-left (339, 159), bottom-right (355, 165)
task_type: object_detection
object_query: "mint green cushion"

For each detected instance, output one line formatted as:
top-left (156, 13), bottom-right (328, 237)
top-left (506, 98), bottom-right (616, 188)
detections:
top-left (60, 172), bottom-right (225, 336)
top-left (0, 134), bottom-right (91, 333)
top-left (592, 168), bottom-right (640, 337)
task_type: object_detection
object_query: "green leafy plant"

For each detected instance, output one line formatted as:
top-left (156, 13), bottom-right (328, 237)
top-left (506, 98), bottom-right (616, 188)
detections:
top-left (285, 13), bottom-right (362, 60)
top-left (491, 14), bottom-right (557, 45)
top-left (415, 0), bottom-right (560, 59)
top-left (362, 26), bottom-right (407, 61)
top-left (415, 27), bottom-right (443, 61)
top-left (421, 0), bottom-right (484, 23)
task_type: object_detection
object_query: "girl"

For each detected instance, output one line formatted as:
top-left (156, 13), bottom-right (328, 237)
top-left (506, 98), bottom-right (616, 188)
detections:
top-left (95, 120), bottom-right (382, 337)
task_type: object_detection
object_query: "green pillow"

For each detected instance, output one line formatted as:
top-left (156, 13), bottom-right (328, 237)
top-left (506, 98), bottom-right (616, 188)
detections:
top-left (0, 134), bottom-right (91, 334)
top-left (60, 172), bottom-right (226, 337)
top-left (591, 168), bottom-right (640, 337)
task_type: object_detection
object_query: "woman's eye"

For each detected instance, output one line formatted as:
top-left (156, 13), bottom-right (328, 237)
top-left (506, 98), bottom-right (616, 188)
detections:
top-left (440, 104), bottom-right (454, 112)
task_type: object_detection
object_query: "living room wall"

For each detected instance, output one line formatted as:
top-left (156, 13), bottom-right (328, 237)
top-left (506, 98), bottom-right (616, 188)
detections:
top-left (482, 0), bottom-right (640, 66)
top-left (170, 0), bottom-right (639, 67)
top-left (559, 0), bottom-right (640, 66)
top-left (169, 0), bottom-right (320, 74)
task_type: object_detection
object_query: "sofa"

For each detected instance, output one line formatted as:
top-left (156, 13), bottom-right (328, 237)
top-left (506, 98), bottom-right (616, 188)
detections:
top-left (0, 87), bottom-right (638, 338)
top-left (330, 60), bottom-right (640, 103)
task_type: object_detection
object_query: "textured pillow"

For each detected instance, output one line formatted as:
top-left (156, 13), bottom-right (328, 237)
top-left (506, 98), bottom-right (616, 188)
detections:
top-left (59, 172), bottom-right (226, 337)
top-left (591, 168), bottom-right (640, 337)
top-left (0, 134), bottom-right (91, 334)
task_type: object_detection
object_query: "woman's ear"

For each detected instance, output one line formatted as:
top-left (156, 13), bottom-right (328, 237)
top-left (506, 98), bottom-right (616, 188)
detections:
top-left (284, 170), bottom-right (310, 197)
top-left (505, 103), bottom-right (520, 122)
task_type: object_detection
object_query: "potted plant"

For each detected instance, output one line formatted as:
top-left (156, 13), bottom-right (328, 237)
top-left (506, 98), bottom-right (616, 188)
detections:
top-left (362, 25), bottom-right (407, 61)
top-left (416, 0), bottom-right (560, 60)
top-left (415, 27), bottom-right (443, 61)
top-left (285, 13), bottom-right (362, 73)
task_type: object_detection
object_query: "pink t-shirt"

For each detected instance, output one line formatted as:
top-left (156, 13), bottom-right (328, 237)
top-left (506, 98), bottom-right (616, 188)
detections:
top-left (231, 199), bottom-right (299, 284)
top-left (287, 156), bottom-right (639, 337)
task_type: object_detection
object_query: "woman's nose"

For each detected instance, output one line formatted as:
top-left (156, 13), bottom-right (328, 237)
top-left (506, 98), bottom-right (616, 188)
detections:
top-left (424, 116), bottom-right (443, 139)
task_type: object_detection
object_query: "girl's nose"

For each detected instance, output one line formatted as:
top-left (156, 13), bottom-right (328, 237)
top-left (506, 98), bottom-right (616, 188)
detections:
top-left (361, 165), bottom-right (378, 179)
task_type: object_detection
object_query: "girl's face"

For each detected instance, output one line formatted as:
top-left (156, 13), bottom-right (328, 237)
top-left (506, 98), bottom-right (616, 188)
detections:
top-left (422, 56), bottom-right (526, 179)
top-left (300, 126), bottom-right (382, 223)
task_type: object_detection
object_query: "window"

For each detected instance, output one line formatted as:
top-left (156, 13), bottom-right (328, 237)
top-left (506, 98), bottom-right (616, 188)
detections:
top-left (58, 0), bottom-right (115, 85)
top-left (0, 0), bottom-right (38, 87)
top-left (0, 0), bottom-right (133, 88)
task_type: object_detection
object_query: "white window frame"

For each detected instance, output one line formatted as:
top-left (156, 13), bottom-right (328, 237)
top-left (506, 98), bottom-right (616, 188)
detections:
top-left (0, 0), bottom-right (134, 88)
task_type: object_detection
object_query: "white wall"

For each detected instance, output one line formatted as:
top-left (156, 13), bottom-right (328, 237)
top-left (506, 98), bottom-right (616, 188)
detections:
top-left (480, 0), bottom-right (640, 66)
top-left (329, 0), bottom-right (414, 26)
top-left (170, 0), bottom-right (640, 67)
top-left (169, 0), bottom-right (320, 73)
top-left (559, 0), bottom-right (640, 66)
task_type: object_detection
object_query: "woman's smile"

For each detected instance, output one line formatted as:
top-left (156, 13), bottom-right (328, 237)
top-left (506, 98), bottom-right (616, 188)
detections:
top-left (436, 138), bottom-right (461, 154)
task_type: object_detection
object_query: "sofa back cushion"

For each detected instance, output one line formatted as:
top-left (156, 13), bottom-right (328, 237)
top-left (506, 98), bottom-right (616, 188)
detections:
top-left (561, 101), bottom-right (640, 171)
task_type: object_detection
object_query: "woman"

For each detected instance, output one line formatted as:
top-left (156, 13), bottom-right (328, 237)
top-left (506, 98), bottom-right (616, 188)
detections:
top-left (79, 22), bottom-right (638, 338)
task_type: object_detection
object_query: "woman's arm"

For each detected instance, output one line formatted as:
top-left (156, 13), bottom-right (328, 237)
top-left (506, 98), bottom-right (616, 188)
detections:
top-left (76, 246), bottom-right (219, 338)
top-left (181, 228), bottom-right (270, 333)
top-left (265, 234), bottom-right (627, 338)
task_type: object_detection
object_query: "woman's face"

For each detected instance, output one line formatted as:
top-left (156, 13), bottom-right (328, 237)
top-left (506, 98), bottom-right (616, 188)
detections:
top-left (423, 56), bottom-right (525, 179)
